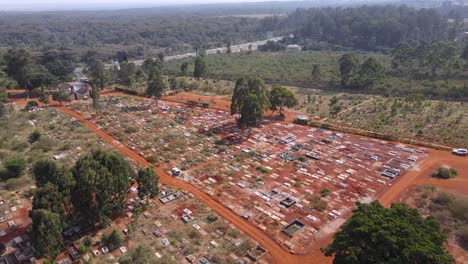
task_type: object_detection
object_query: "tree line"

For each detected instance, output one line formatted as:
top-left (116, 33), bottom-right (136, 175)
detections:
top-left (29, 149), bottom-right (159, 261)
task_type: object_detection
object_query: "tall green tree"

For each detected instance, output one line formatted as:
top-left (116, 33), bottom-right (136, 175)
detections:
top-left (39, 49), bottom-right (76, 82)
top-left (311, 64), bottom-right (322, 81)
top-left (269, 85), bottom-right (298, 115)
top-left (90, 85), bottom-right (100, 110)
top-left (33, 160), bottom-right (75, 194)
top-left (391, 44), bottom-right (417, 89)
top-left (30, 209), bottom-right (63, 260)
top-left (4, 48), bottom-right (53, 97)
top-left (247, 77), bottom-right (270, 110)
top-left (230, 77), bottom-right (250, 115)
top-left (118, 62), bottom-right (137, 88)
top-left (322, 201), bottom-right (454, 264)
top-left (339, 53), bottom-right (360, 89)
top-left (193, 56), bottom-right (206, 79)
top-left (87, 60), bottom-right (109, 89)
top-left (137, 167), bottom-right (159, 202)
top-left (72, 150), bottom-right (134, 225)
top-left (146, 70), bottom-right (167, 99)
top-left (180, 62), bottom-right (189, 75)
top-left (32, 183), bottom-right (67, 217)
top-left (52, 90), bottom-right (69, 106)
top-left (358, 57), bottom-right (385, 90)
top-left (238, 93), bottom-right (262, 127)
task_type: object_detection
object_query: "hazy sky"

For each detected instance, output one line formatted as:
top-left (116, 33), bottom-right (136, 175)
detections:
top-left (0, 0), bottom-right (293, 11)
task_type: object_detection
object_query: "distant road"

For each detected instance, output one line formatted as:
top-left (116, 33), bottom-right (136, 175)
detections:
top-left (112, 36), bottom-right (284, 67)
top-left (76, 36), bottom-right (284, 81)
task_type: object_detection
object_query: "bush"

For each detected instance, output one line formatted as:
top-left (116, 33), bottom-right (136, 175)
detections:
top-left (29, 129), bottom-right (41, 143)
top-left (4, 158), bottom-right (27, 177)
top-left (320, 188), bottom-right (330, 197)
top-left (256, 166), bottom-right (270, 174)
top-left (24, 100), bottom-right (38, 111)
top-left (432, 167), bottom-right (457, 179)
top-left (102, 230), bottom-right (123, 251)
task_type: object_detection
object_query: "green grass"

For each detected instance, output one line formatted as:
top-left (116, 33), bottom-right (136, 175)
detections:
top-left (164, 50), bottom-right (391, 84)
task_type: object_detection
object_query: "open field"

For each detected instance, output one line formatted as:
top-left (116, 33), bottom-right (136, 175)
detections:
top-left (70, 95), bottom-right (431, 255)
top-left (333, 97), bottom-right (468, 148)
top-left (163, 51), bottom-right (390, 84)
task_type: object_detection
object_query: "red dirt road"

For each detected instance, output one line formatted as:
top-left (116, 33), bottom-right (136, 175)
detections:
top-left (57, 106), bottom-right (332, 264)
top-left (378, 149), bottom-right (468, 206)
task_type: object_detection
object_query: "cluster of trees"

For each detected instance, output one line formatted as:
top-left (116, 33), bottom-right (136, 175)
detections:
top-left (287, 5), bottom-right (457, 51)
top-left (0, 48), bottom-right (76, 97)
top-left (391, 41), bottom-right (463, 86)
top-left (0, 12), bottom-right (264, 58)
top-left (231, 77), bottom-right (297, 127)
top-left (29, 150), bottom-right (159, 260)
top-left (338, 54), bottom-right (385, 91)
top-left (323, 201), bottom-right (454, 264)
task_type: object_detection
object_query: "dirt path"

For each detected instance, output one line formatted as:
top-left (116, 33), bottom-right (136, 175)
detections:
top-left (321, 98), bottom-right (374, 122)
top-left (57, 106), bottom-right (332, 264)
top-left (378, 149), bottom-right (468, 206)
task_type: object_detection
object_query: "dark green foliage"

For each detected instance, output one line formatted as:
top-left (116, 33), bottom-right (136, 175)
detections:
top-left (87, 60), bottom-right (109, 89)
top-left (180, 62), bottom-right (189, 75)
top-left (231, 76), bottom-right (270, 118)
top-left (4, 158), bottom-right (26, 178)
top-left (258, 40), bottom-right (285, 52)
top-left (102, 230), bottom-right (123, 251)
top-left (269, 85), bottom-right (298, 115)
top-left (193, 56), bottom-right (206, 79)
top-left (118, 62), bottom-right (137, 88)
top-left (136, 167), bottom-right (159, 201)
top-left (30, 209), bottom-right (63, 260)
top-left (322, 201), bottom-right (454, 264)
top-left (24, 100), bottom-right (38, 111)
top-left (146, 70), bottom-right (166, 99)
top-left (237, 93), bottom-right (262, 127)
top-left (3, 48), bottom-right (54, 93)
top-left (71, 150), bottom-right (134, 225)
top-left (339, 53), bottom-right (360, 89)
top-left (0, 243), bottom-right (5, 255)
top-left (52, 91), bottom-right (69, 106)
top-left (320, 188), bottom-right (330, 197)
top-left (38, 49), bottom-right (76, 82)
top-left (359, 57), bottom-right (385, 90)
top-left (32, 183), bottom-right (67, 217)
top-left (432, 168), bottom-right (457, 179)
top-left (29, 129), bottom-right (41, 143)
top-left (32, 160), bottom-right (75, 194)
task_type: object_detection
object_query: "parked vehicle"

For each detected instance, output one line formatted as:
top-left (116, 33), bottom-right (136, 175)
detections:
top-left (452, 148), bottom-right (468, 156)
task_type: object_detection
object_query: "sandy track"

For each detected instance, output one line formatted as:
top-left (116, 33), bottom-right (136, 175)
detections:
top-left (57, 106), bottom-right (332, 264)
top-left (378, 149), bottom-right (468, 206)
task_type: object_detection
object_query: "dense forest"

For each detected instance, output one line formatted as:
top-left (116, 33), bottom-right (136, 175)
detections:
top-left (0, 4), bottom-right (464, 61)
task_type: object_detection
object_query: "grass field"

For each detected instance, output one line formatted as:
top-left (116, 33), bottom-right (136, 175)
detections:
top-left (164, 50), bottom-right (391, 84)
top-left (334, 98), bottom-right (468, 147)
top-left (0, 106), bottom-right (111, 193)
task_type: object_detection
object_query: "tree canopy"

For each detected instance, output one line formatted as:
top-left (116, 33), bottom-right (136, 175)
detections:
top-left (322, 201), bottom-right (454, 264)
top-left (71, 149), bottom-right (134, 225)
top-left (30, 209), bottom-right (63, 260)
top-left (193, 56), bottom-right (206, 79)
top-left (269, 85), bottom-right (298, 115)
top-left (137, 167), bottom-right (159, 201)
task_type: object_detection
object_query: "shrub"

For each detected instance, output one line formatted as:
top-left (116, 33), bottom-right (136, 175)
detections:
top-left (320, 188), bottom-right (330, 197)
top-left (256, 166), bottom-right (270, 174)
top-left (432, 167), bottom-right (457, 179)
top-left (102, 230), bottom-right (123, 251)
top-left (24, 100), bottom-right (38, 111)
top-left (4, 158), bottom-right (27, 177)
top-left (29, 129), bottom-right (41, 143)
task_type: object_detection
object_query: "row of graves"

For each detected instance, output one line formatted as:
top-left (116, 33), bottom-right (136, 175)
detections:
top-left (186, 122), bottom-right (429, 254)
